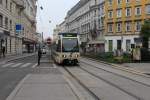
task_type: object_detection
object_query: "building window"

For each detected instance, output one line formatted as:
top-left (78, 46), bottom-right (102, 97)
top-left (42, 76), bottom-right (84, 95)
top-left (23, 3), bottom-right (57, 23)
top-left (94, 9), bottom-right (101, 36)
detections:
top-left (108, 10), bottom-right (113, 18)
top-left (136, 0), bottom-right (140, 2)
top-left (126, 0), bottom-right (130, 3)
top-left (5, 17), bottom-right (8, 29)
top-left (0, 15), bottom-right (3, 27)
top-left (116, 23), bottom-right (122, 32)
top-left (108, 0), bottom-right (112, 5)
top-left (10, 2), bottom-right (12, 12)
top-left (135, 21), bottom-right (141, 31)
top-left (5, 0), bottom-right (8, 8)
top-left (146, 5), bottom-right (150, 14)
top-left (10, 20), bottom-right (12, 30)
top-left (126, 40), bottom-right (131, 52)
top-left (117, 9), bottom-right (122, 18)
top-left (117, 0), bottom-right (122, 5)
top-left (0, 0), bottom-right (2, 4)
top-left (108, 40), bottom-right (113, 52)
top-left (126, 8), bottom-right (131, 17)
top-left (108, 24), bottom-right (113, 32)
top-left (135, 7), bottom-right (141, 16)
top-left (117, 40), bottom-right (122, 50)
top-left (125, 22), bottom-right (131, 31)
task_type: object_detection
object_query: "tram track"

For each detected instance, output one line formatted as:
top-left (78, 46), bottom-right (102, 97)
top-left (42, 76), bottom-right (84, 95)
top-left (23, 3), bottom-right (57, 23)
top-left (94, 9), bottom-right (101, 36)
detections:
top-left (62, 65), bottom-right (144, 100)
top-left (80, 61), bottom-right (150, 87)
top-left (62, 65), bottom-right (101, 100)
top-left (77, 64), bottom-right (143, 100)
top-left (81, 57), bottom-right (150, 78)
top-left (79, 60), bottom-right (150, 100)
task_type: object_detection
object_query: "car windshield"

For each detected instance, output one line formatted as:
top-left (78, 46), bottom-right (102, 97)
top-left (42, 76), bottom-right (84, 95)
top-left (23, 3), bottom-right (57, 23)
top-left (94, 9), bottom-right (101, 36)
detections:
top-left (62, 38), bottom-right (79, 52)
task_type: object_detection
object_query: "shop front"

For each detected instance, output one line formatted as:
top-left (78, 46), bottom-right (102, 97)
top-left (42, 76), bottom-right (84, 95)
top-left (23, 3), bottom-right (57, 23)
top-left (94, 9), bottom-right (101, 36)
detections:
top-left (22, 38), bottom-right (36, 53)
top-left (87, 40), bottom-right (105, 53)
top-left (0, 30), bottom-right (10, 57)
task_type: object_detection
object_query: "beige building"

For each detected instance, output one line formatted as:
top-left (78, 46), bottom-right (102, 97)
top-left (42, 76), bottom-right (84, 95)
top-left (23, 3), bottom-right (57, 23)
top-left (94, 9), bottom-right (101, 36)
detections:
top-left (0, 0), bottom-right (18, 56)
top-left (53, 25), bottom-right (61, 42)
top-left (65, 0), bottom-right (105, 52)
top-left (0, 0), bottom-right (37, 56)
top-left (21, 0), bottom-right (37, 53)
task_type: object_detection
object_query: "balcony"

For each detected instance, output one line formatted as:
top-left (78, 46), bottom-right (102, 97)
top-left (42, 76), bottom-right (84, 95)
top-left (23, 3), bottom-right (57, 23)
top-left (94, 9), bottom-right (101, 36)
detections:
top-left (13, 0), bottom-right (25, 9)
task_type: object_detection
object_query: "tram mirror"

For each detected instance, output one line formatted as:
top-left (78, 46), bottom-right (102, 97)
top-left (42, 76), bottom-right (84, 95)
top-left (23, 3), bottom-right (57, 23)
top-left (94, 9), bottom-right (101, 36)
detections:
top-left (79, 41), bottom-right (81, 45)
top-left (56, 40), bottom-right (58, 44)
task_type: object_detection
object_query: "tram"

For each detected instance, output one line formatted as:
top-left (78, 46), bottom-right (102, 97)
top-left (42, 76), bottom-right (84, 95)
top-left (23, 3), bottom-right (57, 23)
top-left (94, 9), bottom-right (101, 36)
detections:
top-left (52, 33), bottom-right (80, 65)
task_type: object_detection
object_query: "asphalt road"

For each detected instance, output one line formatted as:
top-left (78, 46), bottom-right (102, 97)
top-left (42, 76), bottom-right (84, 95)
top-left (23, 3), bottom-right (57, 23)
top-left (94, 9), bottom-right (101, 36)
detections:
top-left (0, 54), bottom-right (51, 100)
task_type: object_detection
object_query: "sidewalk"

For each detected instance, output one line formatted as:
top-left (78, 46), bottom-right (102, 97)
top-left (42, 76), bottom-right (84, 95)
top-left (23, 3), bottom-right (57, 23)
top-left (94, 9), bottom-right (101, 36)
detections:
top-left (122, 63), bottom-right (150, 74)
top-left (0, 53), bottom-right (36, 64)
top-left (6, 69), bottom-right (78, 100)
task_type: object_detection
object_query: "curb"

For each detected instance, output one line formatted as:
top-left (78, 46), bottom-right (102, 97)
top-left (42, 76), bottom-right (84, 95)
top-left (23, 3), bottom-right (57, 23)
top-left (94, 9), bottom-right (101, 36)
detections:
top-left (6, 74), bottom-right (31, 100)
top-left (81, 57), bottom-right (150, 78)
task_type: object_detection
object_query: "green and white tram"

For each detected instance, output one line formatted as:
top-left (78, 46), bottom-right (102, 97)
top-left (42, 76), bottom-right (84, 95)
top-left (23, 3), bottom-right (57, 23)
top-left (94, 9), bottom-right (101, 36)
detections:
top-left (52, 33), bottom-right (80, 65)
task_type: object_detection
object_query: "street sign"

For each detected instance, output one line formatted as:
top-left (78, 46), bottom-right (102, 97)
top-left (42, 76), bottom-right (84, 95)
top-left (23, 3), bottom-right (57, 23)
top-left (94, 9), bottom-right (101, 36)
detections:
top-left (16, 24), bottom-right (22, 33)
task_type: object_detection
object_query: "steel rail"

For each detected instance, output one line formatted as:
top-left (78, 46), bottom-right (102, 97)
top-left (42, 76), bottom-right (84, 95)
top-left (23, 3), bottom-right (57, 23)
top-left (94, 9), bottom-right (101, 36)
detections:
top-left (63, 65), bottom-right (101, 100)
top-left (79, 63), bottom-right (143, 100)
top-left (80, 61), bottom-right (150, 87)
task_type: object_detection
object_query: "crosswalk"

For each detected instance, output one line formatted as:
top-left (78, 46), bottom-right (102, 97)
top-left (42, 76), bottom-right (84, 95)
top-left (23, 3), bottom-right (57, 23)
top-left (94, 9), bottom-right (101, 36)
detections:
top-left (0, 63), bottom-right (38, 68)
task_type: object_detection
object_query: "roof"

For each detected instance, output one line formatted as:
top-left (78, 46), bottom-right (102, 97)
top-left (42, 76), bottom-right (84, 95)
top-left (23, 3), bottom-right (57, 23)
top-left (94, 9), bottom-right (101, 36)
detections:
top-left (58, 33), bottom-right (79, 35)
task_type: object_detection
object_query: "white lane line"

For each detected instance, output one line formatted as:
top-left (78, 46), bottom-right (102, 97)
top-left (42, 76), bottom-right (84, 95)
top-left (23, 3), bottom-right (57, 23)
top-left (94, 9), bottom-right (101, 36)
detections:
top-left (6, 74), bottom-right (31, 100)
top-left (2, 63), bottom-right (14, 68)
top-left (31, 63), bottom-right (38, 68)
top-left (53, 64), bottom-right (57, 68)
top-left (20, 63), bottom-right (32, 68)
top-left (11, 63), bottom-right (23, 68)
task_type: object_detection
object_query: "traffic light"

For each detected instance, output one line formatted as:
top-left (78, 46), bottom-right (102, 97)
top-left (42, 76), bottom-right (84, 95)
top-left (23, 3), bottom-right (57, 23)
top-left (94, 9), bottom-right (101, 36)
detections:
top-left (47, 37), bottom-right (52, 45)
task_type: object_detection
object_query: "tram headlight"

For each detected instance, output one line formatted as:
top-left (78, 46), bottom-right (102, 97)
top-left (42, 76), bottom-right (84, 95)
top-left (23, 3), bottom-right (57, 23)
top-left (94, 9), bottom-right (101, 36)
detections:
top-left (76, 54), bottom-right (79, 58)
top-left (62, 55), bottom-right (66, 58)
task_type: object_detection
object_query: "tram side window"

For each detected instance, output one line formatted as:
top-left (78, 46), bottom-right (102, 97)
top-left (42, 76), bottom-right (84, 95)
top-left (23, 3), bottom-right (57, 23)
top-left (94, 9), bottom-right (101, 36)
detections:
top-left (56, 40), bottom-right (61, 52)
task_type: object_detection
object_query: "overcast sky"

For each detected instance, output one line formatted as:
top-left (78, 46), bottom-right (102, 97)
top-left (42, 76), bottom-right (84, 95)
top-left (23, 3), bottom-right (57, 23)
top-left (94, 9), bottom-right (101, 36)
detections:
top-left (36, 0), bottom-right (80, 39)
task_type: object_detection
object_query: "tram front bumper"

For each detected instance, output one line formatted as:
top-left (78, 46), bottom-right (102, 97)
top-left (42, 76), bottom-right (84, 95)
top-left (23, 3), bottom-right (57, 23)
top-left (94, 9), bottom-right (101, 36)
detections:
top-left (63, 59), bottom-right (78, 64)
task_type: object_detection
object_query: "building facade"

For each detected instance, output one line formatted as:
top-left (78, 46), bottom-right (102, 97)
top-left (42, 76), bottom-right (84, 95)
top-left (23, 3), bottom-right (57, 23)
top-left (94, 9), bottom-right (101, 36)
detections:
top-left (0, 0), bottom-right (19, 56)
top-left (65, 0), bottom-right (105, 53)
top-left (0, 0), bottom-right (37, 56)
top-left (21, 0), bottom-right (37, 53)
top-left (53, 25), bottom-right (62, 42)
top-left (105, 0), bottom-right (150, 52)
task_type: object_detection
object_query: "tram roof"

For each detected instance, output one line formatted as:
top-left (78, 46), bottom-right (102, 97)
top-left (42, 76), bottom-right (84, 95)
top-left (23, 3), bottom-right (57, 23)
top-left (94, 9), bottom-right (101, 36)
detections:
top-left (58, 33), bottom-right (79, 35)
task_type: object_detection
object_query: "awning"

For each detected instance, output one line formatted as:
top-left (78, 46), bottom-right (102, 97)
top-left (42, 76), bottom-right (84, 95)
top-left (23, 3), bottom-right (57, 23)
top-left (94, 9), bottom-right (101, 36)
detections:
top-left (23, 38), bottom-right (36, 44)
top-left (0, 31), bottom-right (10, 37)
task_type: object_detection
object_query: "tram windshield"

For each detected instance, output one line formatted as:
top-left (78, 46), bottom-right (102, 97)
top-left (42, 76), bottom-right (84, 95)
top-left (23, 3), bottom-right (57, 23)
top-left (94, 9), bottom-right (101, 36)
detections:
top-left (62, 38), bottom-right (79, 52)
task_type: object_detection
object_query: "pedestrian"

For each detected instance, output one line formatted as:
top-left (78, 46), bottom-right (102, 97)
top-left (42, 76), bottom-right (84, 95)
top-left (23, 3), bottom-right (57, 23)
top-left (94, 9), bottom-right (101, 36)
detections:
top-left (2, 46), bottom-right (5, 57)
top-left (38, 47), bottom-right (42, 66)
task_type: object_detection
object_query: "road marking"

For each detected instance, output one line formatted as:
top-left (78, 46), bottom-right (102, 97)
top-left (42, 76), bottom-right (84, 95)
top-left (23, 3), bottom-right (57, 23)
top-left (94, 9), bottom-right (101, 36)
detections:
top-left (2, 63), bottom-right (14, 68)
top-left (20, 63), bottom-right (32, 68)
top-left (31, 63), bottom-right (38, 68)
top-left (11, 63), bottom-right (22, 68)
top-left (6, 74), bottom-right (31, 100)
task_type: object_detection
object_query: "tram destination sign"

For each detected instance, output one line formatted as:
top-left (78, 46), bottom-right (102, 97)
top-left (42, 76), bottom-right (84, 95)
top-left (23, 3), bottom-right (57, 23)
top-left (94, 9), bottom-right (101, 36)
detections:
top-left (59, 33), bottom-right (78, 37)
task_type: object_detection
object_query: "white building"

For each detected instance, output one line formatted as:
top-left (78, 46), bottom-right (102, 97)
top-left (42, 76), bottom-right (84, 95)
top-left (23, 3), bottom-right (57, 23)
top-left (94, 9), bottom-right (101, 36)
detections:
top-left (0, 0), bottom-right (37, 56)
top-left (53, 25), bottom-right (61, 42)
top-left (0, 0), bottom-right (20, 56)
top-left (21, 0), bottom-right (37, 53)
top-left (65, 0), bottom-right (105, 52)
